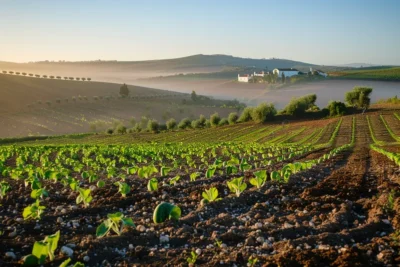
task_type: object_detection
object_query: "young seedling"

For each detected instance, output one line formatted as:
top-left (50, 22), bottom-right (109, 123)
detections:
top-left (227, 177), bottom-right (247, 197)
top-left (249, 170), bottom-right (267, 189)
top-left (114, 182), bottom-right (131, 197)
top-left (153, 202), bottom-right (181, 223)
top-left (76, 187), bottom-right (93, 207)
top-left (169, 175), bottom-right (180, 185)
top-left (147, 178), bottom-right (158, 191)
top-left (186, 251), bottom-right (198, 265)
top-left (30, 188), bottom-right (49, 199)
top-left (201, 187), bottom-right (222, 206)
top-left (59, 258), bottom-right (85, 267)
top-left (247, 256), bottom-right (258, 267)
top-left (96, 212), bottom-right (135, 238)
top-left (160, 166), bottom-right (171, 176)
top-left (23, 199), bottom-right (46, 220)
top-left (206, 166), bottom-right (216, 178)
top-left (215, 239), bottom-right (223, 248)
top-left (22, 231), bottom-right (60, 266)
top-left (0, 181), bottom-right (11, 199)
top-left (190, 172), bottom-right (200, 182)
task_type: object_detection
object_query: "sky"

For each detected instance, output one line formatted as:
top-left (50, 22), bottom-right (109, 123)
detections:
top-left (1, 0), bottom-right (399, 65)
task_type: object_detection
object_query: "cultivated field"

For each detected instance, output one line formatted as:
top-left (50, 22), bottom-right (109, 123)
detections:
top-left (329, 67), bottom-right (400, 81)
top-left (1, 111), bottom-right (400, 266)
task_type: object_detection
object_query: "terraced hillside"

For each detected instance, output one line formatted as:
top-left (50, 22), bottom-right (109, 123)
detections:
top-left (0, 111), bottom-right (400, 266)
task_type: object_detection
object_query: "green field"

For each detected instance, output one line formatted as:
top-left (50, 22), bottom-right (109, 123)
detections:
top-left (329, 66), bottom-right (400, 81)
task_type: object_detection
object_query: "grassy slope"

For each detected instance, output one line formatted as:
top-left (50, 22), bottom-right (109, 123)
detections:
top-left (328, 67), bottom-right (400, 81)
top-left (0, 74), bottom-right (237, 138)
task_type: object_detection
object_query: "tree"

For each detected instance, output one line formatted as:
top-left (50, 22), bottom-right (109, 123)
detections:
top-left (238, 107), bottom-right (254, 122)
top-left (147, 120), bottom-right (159, 133)
top-left (282, 73), bottom-right (286, 84)
top-left (280, 94), bottom-right (317, 116)
top-left (119, 83), bottom-right (129, 97)
top-left (327, 101), bottom-right (347, 117)
top-left (345, 86), bottom-right (373, 109)
top-left (228, 112), bottom-right (239, 124)
top-left (210, 113), bottom-right (221, 127)
top-left (191, 91), bottom-right (198, 102)
top-left (251, 103), bottom-right (277, 123)
top-left (166, 118), bottom-right (177, 130)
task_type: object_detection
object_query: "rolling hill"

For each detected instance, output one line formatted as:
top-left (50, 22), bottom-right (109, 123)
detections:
top-left (0, 73), bottom-right (238, 138)
top-left (0, 54), bottom-right (346, 83)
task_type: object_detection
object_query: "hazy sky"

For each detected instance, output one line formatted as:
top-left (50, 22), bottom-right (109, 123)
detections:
top-left (1, 0), bottom-right (399, 65)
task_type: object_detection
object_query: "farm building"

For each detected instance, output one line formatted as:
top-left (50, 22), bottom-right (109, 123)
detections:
top-left (253, 71), bottom-right (269, 77)
top-left (273, 68), bottom-right (299, 78)
top-left (310, 67), bottom-right (328, 77)
top-left (315, 69), bottom-right (328, 77)
top-left (238, 74), bottom-right (252, 82)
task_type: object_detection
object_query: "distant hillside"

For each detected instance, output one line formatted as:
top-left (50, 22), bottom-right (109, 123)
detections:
top-left (0, 54), bottom-right (345, 83)
top-left (0, 73), bottom-right (239, 138)
top-left (329, 67), bottom-right (400, 81)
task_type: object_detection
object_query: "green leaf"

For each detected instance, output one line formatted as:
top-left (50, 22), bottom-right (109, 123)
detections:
top-left (96, 222), bottom-right (110, 238)
top-left (206, 167), bottom-right (216, 178)
top-left (44, 230), bottom-right (60, 261)
top-left (59, 258), bottom-right (71, 267)
top-left (32, 241), bottom-right (48, 264)
top-left (147, 178), bottom-right (158, 191)
top-left (153, 202), bottom-right (181, 224)
top-left (22, 254), bottom-right (39, 267)
top-left (160, 166), bottom-right (171, 176)
top-left (122, 217), bottom-right (135, 227)
top-left (97, 180), bottom-right (105, 188)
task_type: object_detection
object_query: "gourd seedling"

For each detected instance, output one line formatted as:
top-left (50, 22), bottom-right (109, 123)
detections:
top-left (96, 212), bottom-right (135, 238)
top-left (147, 178), bottom-right (158, 191)
top-left (22, 231), bottom-right (60, 266)
top-left (201, 187), bottom-right (222, 206)
top-left (23, 199), bottom-right (46, 220)
top-left (76, 187), bottom-right (93, 207)
top-left (249, 170), bottom-right (267, 189)
top-left (0, 181), bottom-right (11, 199)
top-left (153, 202), bottom-right (181, 223)
top-left (114, 182), bottom-right (130, 197)
top-left (227, 177), bottom-right (247, 197)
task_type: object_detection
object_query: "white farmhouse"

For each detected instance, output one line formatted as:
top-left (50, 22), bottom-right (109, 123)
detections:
top-left (315, 70), bottom-right (328, 77)
top-left (310, 67), bottom-right (328, 77)
top-left (273, 68), bottom-right (299, 78)
top-left (238, 74), bottom-right (252, 82)
top-left (253, 71), bottom-right (268, 77)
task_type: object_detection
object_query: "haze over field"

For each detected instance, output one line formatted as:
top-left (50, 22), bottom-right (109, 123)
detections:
top-left (0, 0), bottom-right (399, 138)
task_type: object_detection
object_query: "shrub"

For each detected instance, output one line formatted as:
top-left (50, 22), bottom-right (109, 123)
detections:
top-left (178, 118), bottom-right (191, 129)
top-left (210, 112), bottom-right (221, 127)
top-left (130, 117), bottom-right (136, 126)
top-left (115, 124), bottom-right (127, 134)
top-left (205, 119), bottom-right (211, 128)
top-left (166, 118), bottom-right (177, 130)
top-left (228, 112), bottom-right (239, 124)
top-left (56, 99), bottom-right (61, 104)
top-left (251, 103), bottom-right (277, 123)
top-left (327, 101), bottom-right (347, 117)
top-left (106, 128), bottom-right (114, 134)
top-left (133, 123), bottom-right (142, 132)
top-left (345, 86), bottom-right (373, 109)
top-left (219, 118), bottom-right (229, 126)
top-left (147, 119), bottom-right (159, 133)
top-left (93, 96), bottom-right (98, 101)
top-left (280, 94), bottom-right (317, 116)
top-left (119, 83), bottom-right (129, 97)
top-left (239, 107), bottom-right (254, 122)
top-left (191, 120), bottom-right (201, 129)
top-left (45, 101), bottom-right (51, 106)
top-left (198, 114), bottom-right (206, 127)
